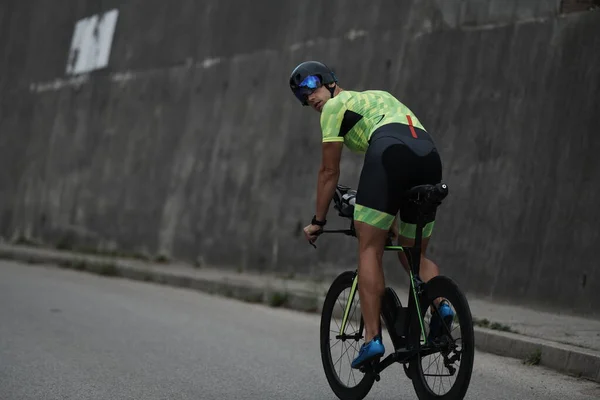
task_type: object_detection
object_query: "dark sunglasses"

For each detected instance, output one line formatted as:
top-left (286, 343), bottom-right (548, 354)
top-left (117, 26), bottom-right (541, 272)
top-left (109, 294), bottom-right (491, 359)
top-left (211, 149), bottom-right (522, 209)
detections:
top-left (293, 75), bottom-right (322, 105)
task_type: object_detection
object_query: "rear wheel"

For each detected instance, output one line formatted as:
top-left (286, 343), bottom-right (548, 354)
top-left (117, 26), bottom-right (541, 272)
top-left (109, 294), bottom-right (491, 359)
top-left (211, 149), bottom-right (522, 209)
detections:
top-left (320, 271), bottom-right (375, 400)
top-left (409, 275), bottom-right (475, 399)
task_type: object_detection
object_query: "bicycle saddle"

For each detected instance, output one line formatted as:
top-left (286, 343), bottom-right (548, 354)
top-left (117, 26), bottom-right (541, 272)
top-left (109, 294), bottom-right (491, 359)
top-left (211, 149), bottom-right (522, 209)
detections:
top-left (404, 182), bottom-right (449, 206)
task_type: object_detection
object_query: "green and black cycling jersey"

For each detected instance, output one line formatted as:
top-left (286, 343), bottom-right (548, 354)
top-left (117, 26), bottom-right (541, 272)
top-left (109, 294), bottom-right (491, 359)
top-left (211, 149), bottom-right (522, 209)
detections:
top-left (320, 90), bottom-right (429, 153)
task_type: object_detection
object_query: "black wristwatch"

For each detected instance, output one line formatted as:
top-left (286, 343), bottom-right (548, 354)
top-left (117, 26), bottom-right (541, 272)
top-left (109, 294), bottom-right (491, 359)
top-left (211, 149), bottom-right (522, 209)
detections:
top-left (311, 215), bottom-right (327, 227)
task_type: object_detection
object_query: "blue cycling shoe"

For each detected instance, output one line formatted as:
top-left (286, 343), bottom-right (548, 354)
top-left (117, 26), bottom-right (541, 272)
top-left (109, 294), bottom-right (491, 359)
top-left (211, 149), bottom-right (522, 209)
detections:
top-left (428, 300), bottom-right (454, 343)
top-left (351, 335), bottom-right (385, 369)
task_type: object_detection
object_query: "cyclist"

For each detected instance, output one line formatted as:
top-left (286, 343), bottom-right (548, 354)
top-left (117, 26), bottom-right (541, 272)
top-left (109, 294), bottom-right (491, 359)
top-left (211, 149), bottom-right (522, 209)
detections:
top-left (289, 61), bottom-right (454, 369)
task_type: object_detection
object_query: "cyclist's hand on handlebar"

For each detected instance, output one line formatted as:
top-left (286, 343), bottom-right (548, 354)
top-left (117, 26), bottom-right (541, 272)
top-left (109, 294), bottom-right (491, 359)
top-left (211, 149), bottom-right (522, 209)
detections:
top-left (304, 224), bottom-right (323, 248)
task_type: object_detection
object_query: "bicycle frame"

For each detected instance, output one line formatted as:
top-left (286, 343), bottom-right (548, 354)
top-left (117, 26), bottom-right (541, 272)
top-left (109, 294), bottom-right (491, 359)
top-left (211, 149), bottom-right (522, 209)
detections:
top-left (341, 250), bottom-right (427, 339)
top-left (322, 216), bottom-right (431, 370)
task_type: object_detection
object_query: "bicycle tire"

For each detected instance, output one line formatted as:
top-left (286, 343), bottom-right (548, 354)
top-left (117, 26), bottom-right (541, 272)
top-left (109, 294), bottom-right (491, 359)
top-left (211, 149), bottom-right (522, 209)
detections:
top-left (409, 275), bottom-right (475, 400)
top-left (320, 271), bottom-right (375, 400)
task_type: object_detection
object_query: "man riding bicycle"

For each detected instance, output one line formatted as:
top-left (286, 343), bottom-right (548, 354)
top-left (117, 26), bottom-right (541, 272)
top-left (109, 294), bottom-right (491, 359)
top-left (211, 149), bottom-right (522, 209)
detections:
top-left (289, 61), bottom-right (454, 369)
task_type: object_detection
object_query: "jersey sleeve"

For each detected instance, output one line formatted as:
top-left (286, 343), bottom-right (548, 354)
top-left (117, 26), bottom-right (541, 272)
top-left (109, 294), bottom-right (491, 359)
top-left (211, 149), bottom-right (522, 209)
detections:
top-left (320, 97), bottom-right (346, 143)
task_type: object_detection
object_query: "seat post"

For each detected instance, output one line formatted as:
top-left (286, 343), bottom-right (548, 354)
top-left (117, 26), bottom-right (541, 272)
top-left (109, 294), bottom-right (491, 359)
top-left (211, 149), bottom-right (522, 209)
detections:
top-left (409, 212), bottom-right (424, 278)
top-left (403, 182), bottom-right (448, 282)
top-left (405, 210), bottom-right (425, 350)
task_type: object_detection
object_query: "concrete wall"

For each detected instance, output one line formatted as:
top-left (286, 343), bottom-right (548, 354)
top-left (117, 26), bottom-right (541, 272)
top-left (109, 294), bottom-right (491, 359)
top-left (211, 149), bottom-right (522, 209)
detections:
top-left (1, 0), bottom-right (599, 316)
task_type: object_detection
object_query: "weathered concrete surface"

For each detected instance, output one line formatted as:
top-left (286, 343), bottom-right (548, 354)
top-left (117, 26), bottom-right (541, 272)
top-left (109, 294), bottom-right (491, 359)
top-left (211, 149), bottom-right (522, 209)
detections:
top-left (0, 1), bottom-right (599, 315)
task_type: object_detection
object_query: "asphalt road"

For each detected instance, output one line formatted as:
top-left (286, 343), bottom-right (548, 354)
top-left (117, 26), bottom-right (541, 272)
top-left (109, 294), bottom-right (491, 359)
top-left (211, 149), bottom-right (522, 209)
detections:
top-left (1, 261), bottom-right (599, 400)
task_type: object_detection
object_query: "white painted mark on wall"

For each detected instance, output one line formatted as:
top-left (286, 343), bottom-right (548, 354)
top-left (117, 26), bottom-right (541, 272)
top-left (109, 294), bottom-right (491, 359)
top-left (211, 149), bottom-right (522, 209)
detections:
top-left (111, 71), bottom-right (136, 83)
top-left (29, 75), bottom-right (90, 93)
top-left (66, 9), bottom-right (119, 75)
top-left (345, 29), bottom-right (368, 41)
top-left (197, 57), bottom-right (222, 69)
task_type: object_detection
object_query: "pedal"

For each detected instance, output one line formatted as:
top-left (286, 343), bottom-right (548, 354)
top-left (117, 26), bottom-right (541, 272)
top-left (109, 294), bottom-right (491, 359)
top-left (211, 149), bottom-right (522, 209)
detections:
top-left (359, 364), bottom-right (381, 382)
top-left (358, 362), bottom-right (373, 373)
top-left (358, 358), bottom-right (380, 375)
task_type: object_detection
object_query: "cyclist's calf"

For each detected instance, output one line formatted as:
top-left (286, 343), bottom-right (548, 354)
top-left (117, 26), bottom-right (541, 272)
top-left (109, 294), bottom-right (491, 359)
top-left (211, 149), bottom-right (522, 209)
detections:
top-left (396, 235), bottom-right (440, 283)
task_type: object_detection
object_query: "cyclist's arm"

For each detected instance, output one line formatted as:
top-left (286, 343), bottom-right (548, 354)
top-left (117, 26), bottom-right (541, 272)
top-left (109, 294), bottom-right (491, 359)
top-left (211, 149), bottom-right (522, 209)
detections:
top-left (315, 141), bottom-right (343, 222)
top-left (315, 96), bottom-right (346, 222)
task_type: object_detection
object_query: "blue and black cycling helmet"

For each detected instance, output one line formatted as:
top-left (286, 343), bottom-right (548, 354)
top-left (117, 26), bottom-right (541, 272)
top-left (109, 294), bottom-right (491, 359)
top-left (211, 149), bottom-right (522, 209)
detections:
top-left (289, 61), bottom-right (338, 106)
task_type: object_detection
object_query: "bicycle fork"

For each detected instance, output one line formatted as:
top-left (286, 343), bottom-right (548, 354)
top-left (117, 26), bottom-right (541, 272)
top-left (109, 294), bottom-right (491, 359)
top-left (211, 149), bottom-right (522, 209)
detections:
top-left (339, 273), bottom-right (359, 336)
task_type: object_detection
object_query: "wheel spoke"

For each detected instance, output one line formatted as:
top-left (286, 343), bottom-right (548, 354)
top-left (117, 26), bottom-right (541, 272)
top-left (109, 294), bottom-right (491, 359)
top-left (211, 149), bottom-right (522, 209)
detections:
top-left (333, 341), bottom-right (359, 387)
top-left (439, 359), bottom-right (445, 393)
top-left (331, 311), bottom-right (341, 333)
top-left (436, 356), bottom-right (443, 393)
top-left (333, 342), bottom-right (355, 367)
top-left (434, 353), bottom-right (442, 393)
top-left (338, 342), bottom-right (343, 378)
top-left (345, 347), bottom-right (354, 386)
top-left (424, 354), bottom-right (435, 374)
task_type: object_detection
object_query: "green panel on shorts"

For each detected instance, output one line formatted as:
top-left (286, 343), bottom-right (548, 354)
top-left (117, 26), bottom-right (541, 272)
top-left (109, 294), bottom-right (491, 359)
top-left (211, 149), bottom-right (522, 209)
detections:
top-left (400, 221), bottom-right (435, 239)
top-left (354, 204), bottom-right (395, 230)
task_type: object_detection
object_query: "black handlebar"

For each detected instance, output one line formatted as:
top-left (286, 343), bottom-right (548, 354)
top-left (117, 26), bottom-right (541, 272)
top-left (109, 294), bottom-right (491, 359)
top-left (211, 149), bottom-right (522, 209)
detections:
top-left (307, 225), bottom-right (397, 249)
top-left (321, 229), bottom-right (355, 236)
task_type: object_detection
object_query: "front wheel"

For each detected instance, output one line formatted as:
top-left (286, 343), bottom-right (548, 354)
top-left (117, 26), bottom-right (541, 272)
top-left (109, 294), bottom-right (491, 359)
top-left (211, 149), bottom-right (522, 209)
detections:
top-left (409, 275), bottom-right (475, 400)
top-left (320, 271), bottom-right (375, 400)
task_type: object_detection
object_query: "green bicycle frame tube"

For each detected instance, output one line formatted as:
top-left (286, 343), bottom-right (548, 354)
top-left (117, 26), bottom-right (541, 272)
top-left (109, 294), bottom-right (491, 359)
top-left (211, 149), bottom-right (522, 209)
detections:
top-left (409, 270), bottom-right (427, 344)
top-left (339, 273), bottom-right (359, 335)
top-left (338, 245), bottom-right (427, 344)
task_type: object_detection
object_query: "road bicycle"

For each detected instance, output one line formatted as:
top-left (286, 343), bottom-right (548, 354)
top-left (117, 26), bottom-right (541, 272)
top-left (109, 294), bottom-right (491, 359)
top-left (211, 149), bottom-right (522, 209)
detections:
top-left (316, 182), bottom-right (474, 400)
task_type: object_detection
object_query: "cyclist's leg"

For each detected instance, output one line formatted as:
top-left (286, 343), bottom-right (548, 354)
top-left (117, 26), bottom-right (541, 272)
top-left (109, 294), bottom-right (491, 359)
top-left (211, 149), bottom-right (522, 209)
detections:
top-left (396, 233), bottom-right (439, 283)
top-left (349, 217), bottom-right (389, 369)
top-left (352, 133), bottom-right (402, 346)
top-left (354, 220), bottom-right (388, 343)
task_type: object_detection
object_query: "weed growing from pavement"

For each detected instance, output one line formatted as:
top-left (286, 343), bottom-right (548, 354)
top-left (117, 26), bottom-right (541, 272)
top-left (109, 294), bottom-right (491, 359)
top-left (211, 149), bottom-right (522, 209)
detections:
top-left (473, 317), bottom-right (518, 333)
top-left (243, 292), bottom-right (264, 304)
top-left (154, 254), bottom-right (170, 263)
top-left (98, 263), bottom-right (121, 277)
top-left (490, 322), bottom-right (515, 332)
top-left (269, 291), bottom-right (288, 308)
top-left (523, 348), bottom-right (542, 366)
top-left (58, 259), bottom-right (85, 271)
top-left (72, 260), bottom-right (87, 271)
top-left (142, 273), bottom-right (154, 282)
top-left (12, 235), bottom-right (42, 247)
top-left (56, 259), bottom-right (119, 277)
